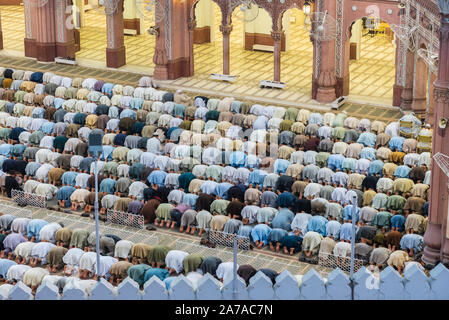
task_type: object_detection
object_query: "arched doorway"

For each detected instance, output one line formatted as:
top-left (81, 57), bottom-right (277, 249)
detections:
top-left (188, 0), bottom-right (313, 92)
top-left (73, 0), bottom-right (156, 69)
top-left (279, 7), bottom-right (313, 95)
top-left (74, 1), bottom-right (108, 67)
top-left (346, 17), bottom-right (396, 104)
top-left (1, 4), bottom-right (25, 55)
top-left (192, 0), bottom-right (224, 76)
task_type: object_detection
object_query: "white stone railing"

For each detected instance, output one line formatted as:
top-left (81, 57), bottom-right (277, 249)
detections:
top-left (3, 264), bottom-right (449, 300)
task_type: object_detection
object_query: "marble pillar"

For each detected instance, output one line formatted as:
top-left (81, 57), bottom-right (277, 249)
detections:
top-left (393, 39), bottom-right (405, 107)
top-left (106, 0), bottom-right (126, 68)
top-left (422, 2), bottom-right (449, 266)
top-left (336, 38), bottom-right (350, 98)
top-left (24, 0), bottom-right (38, 58)
top-left (220, 24), bottom-right (232, 75)
top-left (316, 34), bottom-right (337, 103)
top-left (154, 0), bottom-right (190, 80)
top-left (0, 9), bottom-right (3, 50)
top-left (427, 73), bottom-right (437, 126)
top-left (400, 50), bottom-right (415, 111)
top-left (315, 0), bottom-right (336, 103)
top-left (55, 0), bottom-right (75, 59)
top-left (153, 0), bottom-right (168, 79)
top-left (35, 0), bottom-right (57, 62)
top-left (188, 18), bottom-right (196, 76)
top-left (411, 57), bottom-right (429, 116)
top-left (271, 30), bottom-right (282, 82)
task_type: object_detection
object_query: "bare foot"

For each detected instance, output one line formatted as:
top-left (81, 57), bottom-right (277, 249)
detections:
top-left (179, 226), bottom-right (184, 232)
top-left (185, 226), bottom-right (190, 234)
top-left (190, 227), bottom-right (196, 235)
top-left (283, 247), bottom-right (289, 255)
top-left (269, 243), bottom-right (274, 252)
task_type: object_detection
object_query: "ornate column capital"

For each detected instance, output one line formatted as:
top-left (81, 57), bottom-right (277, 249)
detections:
top-left (219, 24), bottom-right (233, 35)
top-left (270, 30), bottom-right (283, 41)
top-left (187, 18), bottom-right (197, 31)
top-left (437, 0), bottom-right (449, 14)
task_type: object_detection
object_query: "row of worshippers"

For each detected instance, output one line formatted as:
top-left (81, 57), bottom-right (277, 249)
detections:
top-left (0, 67), bottom-right (431, 267)
top-left (0, 212), bottom-right (289, 294)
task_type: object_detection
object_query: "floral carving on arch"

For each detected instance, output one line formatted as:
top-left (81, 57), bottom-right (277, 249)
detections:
top-left (187, 0), bottom-right (305, 31)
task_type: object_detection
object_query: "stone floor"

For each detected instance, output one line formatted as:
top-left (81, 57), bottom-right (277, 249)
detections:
top-left (0, 53), bottom-right (404, 123)
top-left (1, 4), bottom-right (397, 106)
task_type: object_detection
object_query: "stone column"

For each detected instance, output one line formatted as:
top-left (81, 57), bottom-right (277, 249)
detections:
top-left (153, 0), bottom-right (168, 79)
top-left (271, 30), bottom-right (282, 82)
top-left (315, 0), bottom-right (336, 103)
top-left (427, 72), bottom-right (437, 126)
top-left (153, 0), bottom-right (190, 80)
top-left (220, 24), bottom-right (232, 75)
top-left (106, 0), bottom-right (126, 68)
top-left (35, 0), bottom-right (57, 62)
top-left (423, 1), bottom-right (449, 266)
top-left (411, 57), bottom-right (429, 116)
top-left (0, 9), bottom-right (3, 50)
top-left (336, 36), bottom-right (350, 97)
top-left (188, 18), bottom-right (196, 76)
top-left (316, 37), bottom-right (337, 102)
top-left (24, 0), bottom-right (38, 58)
top-left (55, 0), bottom-right (75, 58)
top-left (400, 50), bottom-right (415, 111)
top-left (393, 38), bottom-right (405, 107)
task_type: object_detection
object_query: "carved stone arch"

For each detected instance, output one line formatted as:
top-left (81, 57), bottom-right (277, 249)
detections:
top-left (343, 15), bottom-right (398, 41)
top-left (277, 2), bottom-right (306, 31)
top-left (342, 2), bottom-right (401, 36)
top-left (188, 0), bottom-right (202, 23)
top-left (254, 0), bottom-right (305, 32)
top-left (211, 0), bottom-right (240, 26)
top-left (337, 8), bottom-right (400, 103)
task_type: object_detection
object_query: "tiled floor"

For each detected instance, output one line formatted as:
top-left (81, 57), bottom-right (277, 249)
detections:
top-left (1, 5), bottom-right (396, 106)
top-left (349, 34), bottom-right (396, 103)
top-left (0, 53), bottom-right (404, 122)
